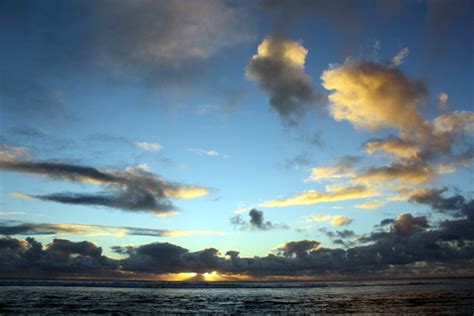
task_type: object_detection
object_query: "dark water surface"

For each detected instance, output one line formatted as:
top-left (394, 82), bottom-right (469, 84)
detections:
top-left (0, 278), bottom-right (473, 314)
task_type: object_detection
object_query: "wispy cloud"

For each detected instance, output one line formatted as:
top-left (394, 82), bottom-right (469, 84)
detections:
top-left (306, 214), bottom-right (353, 226)
top-left (1, 146), bottom-right (208, 213)
top-left (391, 47), bottom-right (409, 67)
top-left (188, 148), bottom-right (229, 158)
top-left (260, 185), bottom-right (378, 208)
top-left (0, 221), bottom-right (228, 238)
top-left (134, 141), bottom-right (162, 152)
top-left (355, 201), bottom-right (386, 209)
top-left (0, 212), bottom-right (26, 216)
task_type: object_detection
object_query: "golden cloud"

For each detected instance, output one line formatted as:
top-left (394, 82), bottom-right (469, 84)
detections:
top-left (354, 200), bottom-right (385, 209)
top-left (310, 214), bottom-right (333, 222)
top-left (259, 185), bottom-right (378, 207)
top-left (321, 61), bottom-right (427, 132)
top-left (355, 161), bottom-right (435, 189)
top-left (162, 186), bottom-right (209, 199)
top-left (254, 38), bottom-right (308, 68)
top-left (307, 214), bottom-right (352, 226)
top-left (364, 138), bottom-right (420, 160)
top-left (330, 215), bottom-right (352, 226)
top-left (305, 165), bottom-right (355, 182)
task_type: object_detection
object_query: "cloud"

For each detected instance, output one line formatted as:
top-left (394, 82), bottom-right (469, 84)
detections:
top-left (275, 240), bottom-right (320, 258)
top-left (320, 59), bottom-right (472, 199)
top-left (1, 0), bottom-right (252, 94)
top-left (260, 185), bottom-right (378, 208)
top-left (319, 227), bottom-right (357, 247)
top-left (438, 92), bottom-right (449, 112)
top-left (432, 111), bottom-right (474, 136)
top-left (391, 213), bottom-right (430, 236)
top-left (0, 147), bottom-right (208, 213)
top-left (330, 216), bottom-right (352, 226)
top-left (310, 215), bottom-right (332, 222)
top-left (0, 145), bottom-right (29, 162)
top-left (305, 156), bottom-right (359, 182)
top-left (231, 209), bottom-right (288, 231)
top-left (408, 188), bottom-right (473, 219)
top-left (355, 201), bottom-right (385, 209)
top-left (391, 47), bottom-right (409, 67)
top-left (0, 237), bottom-right (118, 278)
top-left (0, 0), bottom-right (255, 126)
top-left (321, 60), bottom-right (427, 132)
top-left (245, 37), bottom-right (321, 125)
top-left (188, 148), bottom-right (229, 158)
top-left (355, 160), bottom-right (435, 188)
top-left (0, 212), bottom-right (26, 216)
top-left (2, 193), bottom-right (473, 279)
top-left (134, 142), bottom-right (162, 152)
top-left (30, 190), bottom-right (175, 213)
top-left (284, 153), bottom-right (312, 170)
top-left (308, 215), bottom-right (352, 226)
top-left (0, 221), bottom-right (227, 238)
top-left (320, 60), bottom-right (472, 180)
top-left (162, 186), bottom-right (209, 199)
top-left (364, 138), bottom-right (420, 160)
top-left (305, 166), bottom-right (354, 182)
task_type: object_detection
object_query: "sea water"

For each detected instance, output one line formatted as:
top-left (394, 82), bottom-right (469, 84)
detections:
top-left (0, 278), bottom-right (472, 314)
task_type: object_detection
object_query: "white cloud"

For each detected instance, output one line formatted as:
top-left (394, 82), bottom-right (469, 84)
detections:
top-left (188, 148), bottom-right (229, 158)
top-left (391, 47), bottom-right (409, 67)
top-left (135, 141), bottom-right (162, 152)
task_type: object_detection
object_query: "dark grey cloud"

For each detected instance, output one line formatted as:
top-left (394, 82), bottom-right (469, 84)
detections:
top-left (0, 221), bottom-right (193, 238)
top-left (1, 193), bottom-right (473, 279)
top-left (33, 189), bottom-right (174, 212)
top-left (0, 237), bottom-right (118, 278)
top-left (0, 0), bottom-right (253, 121)
top-left (0, 237), bottom-right (25, 251)
top-left (409, 188), bottom-right (472, 219)
top-left (276, 240), bottom-right (320, 258)
top-left (362, 213), bottom-right (430, 243)
top-left (230, 209), bottom-right (288, 231)
top-left (245, 36), bottom-right (323, 126)
top-left (0, 150), bottom-right (207, 213)
top-left (0, 160), bottom-right (121, 184)
top-left (379, 218), bottom-right (395, 226)
top-left (319, 228), bottom-right (357, 248)
top-left (47, 239), bottom-right (102, 259)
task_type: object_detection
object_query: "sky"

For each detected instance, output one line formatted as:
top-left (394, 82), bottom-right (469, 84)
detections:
top-left (0, 0), bottom-right (473, 281)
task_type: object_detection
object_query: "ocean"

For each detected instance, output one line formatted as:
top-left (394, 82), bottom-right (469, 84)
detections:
top-left (0, 278), bottom-right (473, 314)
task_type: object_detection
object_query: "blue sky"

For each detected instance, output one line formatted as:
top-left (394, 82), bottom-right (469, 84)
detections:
top-left (0, 0), bottom-right (473, 280)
